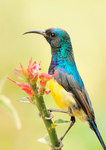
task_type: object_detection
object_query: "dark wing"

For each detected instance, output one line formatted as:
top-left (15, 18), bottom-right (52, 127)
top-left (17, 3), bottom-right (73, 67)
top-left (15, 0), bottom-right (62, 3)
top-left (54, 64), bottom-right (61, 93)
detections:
top-left (54, 69), bottom-right (95, 121)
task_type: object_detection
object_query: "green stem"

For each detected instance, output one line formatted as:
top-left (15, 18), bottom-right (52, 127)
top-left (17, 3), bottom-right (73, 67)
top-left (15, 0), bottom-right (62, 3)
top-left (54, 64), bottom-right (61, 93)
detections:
top-left (31, 84), bottom-right (62, 150)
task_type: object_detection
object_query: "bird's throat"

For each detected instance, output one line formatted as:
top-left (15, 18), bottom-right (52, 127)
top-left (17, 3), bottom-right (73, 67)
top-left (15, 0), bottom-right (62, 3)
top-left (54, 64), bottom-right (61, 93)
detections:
top-left (48, 46), bottom-right (74, 75)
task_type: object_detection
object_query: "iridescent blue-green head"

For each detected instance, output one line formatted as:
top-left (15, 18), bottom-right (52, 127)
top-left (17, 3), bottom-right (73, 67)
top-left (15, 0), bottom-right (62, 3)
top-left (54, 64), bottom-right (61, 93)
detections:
top-left (45, 28), bottom-right (72, 49)
top-left (24, 28), bottom-right (75, 74)
top-left (24, 28), bottom-right (73, 55)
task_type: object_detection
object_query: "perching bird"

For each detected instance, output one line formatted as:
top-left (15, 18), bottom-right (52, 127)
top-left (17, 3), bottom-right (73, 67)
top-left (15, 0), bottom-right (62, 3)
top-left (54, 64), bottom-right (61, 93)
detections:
top-left (24, 28), bottom-right (106, 149)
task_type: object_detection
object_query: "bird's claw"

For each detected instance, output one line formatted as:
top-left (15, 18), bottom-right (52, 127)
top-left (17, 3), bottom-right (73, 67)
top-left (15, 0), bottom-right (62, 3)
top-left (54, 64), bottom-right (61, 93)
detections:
top-left (38, 111), bottom-right (54, 120)
top-left (38, 112), bottom-right (41, 118)
top-left (49, 139), bottom-right (63, 150)
top-left (45, 111), bottom-right (54, 120)
top-left (55, 139), bottom-right (63, 149)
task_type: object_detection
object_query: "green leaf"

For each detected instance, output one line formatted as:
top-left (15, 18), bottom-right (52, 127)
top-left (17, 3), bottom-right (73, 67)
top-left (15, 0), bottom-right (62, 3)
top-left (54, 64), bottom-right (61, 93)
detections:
top-left (37, 134), bottom-right (50, 145)
top-left (0, 95), bottom-right (21, 130)
top-left (0, 76), bottom-right (7, 94)
top-left (52, 119), bottom-right (70, 128)
top-left (18, 97), bottom-right (31, 103)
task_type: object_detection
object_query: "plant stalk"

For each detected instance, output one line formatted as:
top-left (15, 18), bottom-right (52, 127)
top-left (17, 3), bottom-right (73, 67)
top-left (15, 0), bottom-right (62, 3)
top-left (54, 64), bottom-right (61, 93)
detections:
top-left (30, 83), bottom-right (62, 150)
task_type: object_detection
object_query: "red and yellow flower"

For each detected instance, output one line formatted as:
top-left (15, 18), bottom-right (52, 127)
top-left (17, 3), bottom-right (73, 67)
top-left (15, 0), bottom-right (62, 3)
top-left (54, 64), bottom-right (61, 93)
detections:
top-left (8, 58), bottom-right (57, 103)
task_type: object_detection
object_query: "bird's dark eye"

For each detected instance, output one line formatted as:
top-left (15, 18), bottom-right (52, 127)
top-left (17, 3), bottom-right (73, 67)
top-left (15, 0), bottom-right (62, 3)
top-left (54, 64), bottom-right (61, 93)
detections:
top-left (51, 33), bottom-right (56, 37)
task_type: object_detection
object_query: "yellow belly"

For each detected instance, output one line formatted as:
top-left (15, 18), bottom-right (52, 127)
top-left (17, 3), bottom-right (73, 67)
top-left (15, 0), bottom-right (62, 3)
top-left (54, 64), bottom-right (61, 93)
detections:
top-left (49, 79), bottom-right (89, 127)
top-left (49, 79), bottom-right (76, 111)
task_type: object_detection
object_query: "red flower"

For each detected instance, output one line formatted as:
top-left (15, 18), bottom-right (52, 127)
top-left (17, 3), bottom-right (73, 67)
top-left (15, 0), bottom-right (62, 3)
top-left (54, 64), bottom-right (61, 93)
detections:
top-left (13, 68), bottom-right (25, 80)
top-left (25, 58), bottom-right (41, 82)
top-left (45, 89), bottom-right (51, 95)
top-left (14, 58), bottom-right (41, 84)
top-left (38, 72), bottom-right (58, 95)
top-left (40, 80), bottom-right (46, 88)
top-left (39, 72), bottom-right (58, 82)
top-left (8, 78), bottom-right (33, 97)
top-left (8, 58), bottom-right (55, 98)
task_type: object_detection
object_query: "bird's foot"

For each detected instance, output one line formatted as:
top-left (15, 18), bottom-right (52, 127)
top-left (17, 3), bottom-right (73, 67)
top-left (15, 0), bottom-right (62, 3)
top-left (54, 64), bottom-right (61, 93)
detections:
top-left (50, 139), bottom-right (63, 150)
top-left (38, 111), bottom-right (54, 120)
top-left (45, 111), bottom-right (54, 120)
top-left (55, 139), bottom-right (63, 150)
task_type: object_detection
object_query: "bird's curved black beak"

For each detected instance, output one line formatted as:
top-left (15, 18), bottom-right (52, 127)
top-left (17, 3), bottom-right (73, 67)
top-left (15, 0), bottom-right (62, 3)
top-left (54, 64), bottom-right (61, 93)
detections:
top-left (23, 30), bottom-right (46, 37)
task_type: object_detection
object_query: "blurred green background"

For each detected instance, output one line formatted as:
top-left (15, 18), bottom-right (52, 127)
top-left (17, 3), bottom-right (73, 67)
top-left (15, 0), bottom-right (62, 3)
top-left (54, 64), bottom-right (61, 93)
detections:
top-left (0, 0), bottom-right (106, 149)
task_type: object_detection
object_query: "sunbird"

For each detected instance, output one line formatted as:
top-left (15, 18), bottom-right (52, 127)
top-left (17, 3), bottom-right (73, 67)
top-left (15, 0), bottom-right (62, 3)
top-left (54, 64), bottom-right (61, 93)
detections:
top-left (24, 28), bottom-right (106, 149)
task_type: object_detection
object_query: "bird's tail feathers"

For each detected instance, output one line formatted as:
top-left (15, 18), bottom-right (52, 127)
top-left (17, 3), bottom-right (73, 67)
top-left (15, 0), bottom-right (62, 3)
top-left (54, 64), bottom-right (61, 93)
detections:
top-left (89, 120), bottom-right (106, 150)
